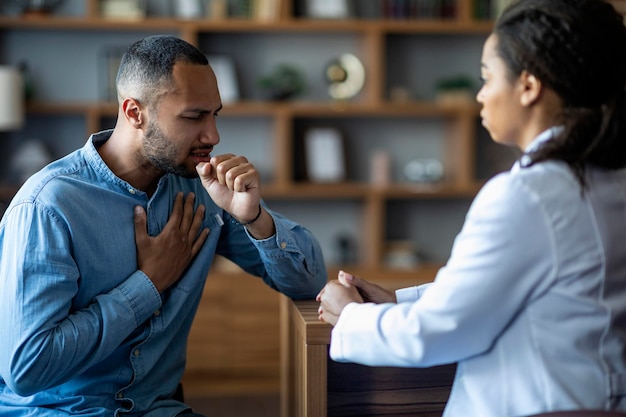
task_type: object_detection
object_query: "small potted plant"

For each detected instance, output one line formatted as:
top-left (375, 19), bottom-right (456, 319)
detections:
top-left (257, 64), bottom-right (305, 101)
top-left (434, 75), bottom-right (476, 105)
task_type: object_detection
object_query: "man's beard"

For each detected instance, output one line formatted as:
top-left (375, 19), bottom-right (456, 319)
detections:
top-left (143, 119), bottom-right (197, 178)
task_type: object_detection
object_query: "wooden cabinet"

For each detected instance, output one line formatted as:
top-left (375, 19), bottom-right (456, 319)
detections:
top-left (0, 0), bottom-right (507, 396)
top-left (280, 295), bottom-right (456, 417)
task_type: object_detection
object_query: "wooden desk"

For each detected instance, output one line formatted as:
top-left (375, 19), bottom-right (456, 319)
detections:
top-left (280, 296), bottom-right (456, 417)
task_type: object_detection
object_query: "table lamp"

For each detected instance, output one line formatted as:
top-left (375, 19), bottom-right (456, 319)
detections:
top-left (0, 66), bottom-right (24, 131)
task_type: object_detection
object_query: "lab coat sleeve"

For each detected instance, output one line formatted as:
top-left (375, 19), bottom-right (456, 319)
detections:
top-left (396, 283), bottom-right (432, 303)
top-left (329, 173), bottom-right (557, 367)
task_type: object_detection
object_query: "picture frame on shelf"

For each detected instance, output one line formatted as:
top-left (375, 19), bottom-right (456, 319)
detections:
top-left (206, 55), bottom-right (240, 104)
top-left (99, 46), bottom-right (127, 102)
top-left (172, 0), bottom-right (203, 18)
top-left (304, 127), bottom-right (347, 183)
top-left (305, 0), bottom-right (353, 19)
top-left (206, 0), bottom-right (228, 19)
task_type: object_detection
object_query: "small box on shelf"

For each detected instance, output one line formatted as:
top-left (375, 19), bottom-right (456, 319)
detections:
top-left (384, 240), bottom-right (420, 270)
top-left (99, 0), bottom-right (146, 20)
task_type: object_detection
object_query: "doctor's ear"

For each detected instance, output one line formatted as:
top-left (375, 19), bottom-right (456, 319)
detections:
top-left (122, 98), bottom-right (143, 128)
top-left (518, 70), bottom-right (542, 107)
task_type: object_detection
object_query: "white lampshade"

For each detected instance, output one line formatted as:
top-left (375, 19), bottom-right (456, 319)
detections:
top-left (0, 66), bottom-right (24, 131)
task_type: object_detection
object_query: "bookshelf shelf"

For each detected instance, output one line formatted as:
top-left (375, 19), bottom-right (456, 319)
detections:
top-left (0, 0), bottom-right (507, 396)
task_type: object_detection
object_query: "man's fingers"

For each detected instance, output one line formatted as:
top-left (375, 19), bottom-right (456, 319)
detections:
top-left (210, 155), bottom-right (255, 190)
top-left (188, 203), bottom-right (207, 252)
top-left (134, 193), bottom-right (209, 293)
top-left (160, 193), bottom-right (207, 249)
top-left (191, 228), bottom-right (210, 256)
top-left (167, 192), bottom-right (184, 228)
top-left (196, 162), bottom-right (213, 179)
top-left (134, 205), bottom-right (147, 244)
top-left (179, 192), bottom-right (196, 233)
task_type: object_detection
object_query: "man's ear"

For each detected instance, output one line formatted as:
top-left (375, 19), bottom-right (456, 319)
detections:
top-left (518, 70), bottom-right (542, 107)
top-left (121, 97), bottom-right (143, 128)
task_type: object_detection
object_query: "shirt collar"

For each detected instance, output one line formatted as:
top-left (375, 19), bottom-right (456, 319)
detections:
top-left (518, 126), bottom-right (564, 167)
top-left (525, 126), bottom-right (564, 153)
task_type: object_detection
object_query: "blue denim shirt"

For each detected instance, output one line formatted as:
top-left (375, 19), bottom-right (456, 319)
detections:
top-left (0, 130), bottom-right (327, 416)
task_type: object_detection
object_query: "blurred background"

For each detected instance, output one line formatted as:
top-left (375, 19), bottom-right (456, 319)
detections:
top-left (0, 0), bottom-right (534, 415)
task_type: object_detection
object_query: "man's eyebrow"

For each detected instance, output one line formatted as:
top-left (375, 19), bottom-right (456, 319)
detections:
top-left (183, 104), bottom-right (222, 115)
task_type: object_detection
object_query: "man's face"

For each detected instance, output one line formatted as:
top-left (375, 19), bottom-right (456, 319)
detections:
top-left (142, 63), bottom-right (222, 177)
top-left (142, 115), bottom-right (195, 177)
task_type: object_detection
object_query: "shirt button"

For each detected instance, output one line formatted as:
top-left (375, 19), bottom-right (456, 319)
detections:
top-left (128, 188), bottom-right (136, 194)
top-left (117, 392), bottom-right (124, 399)
top-left (280, 242), bottom-right (287, 249)
top-left (154, 309), bottom-right (161, 317)
top-left (134, 349), bottom-right (141, 357)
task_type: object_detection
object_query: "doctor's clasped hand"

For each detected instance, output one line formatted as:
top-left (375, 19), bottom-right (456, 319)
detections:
top-left (317, 271), bottom-right (396, 326)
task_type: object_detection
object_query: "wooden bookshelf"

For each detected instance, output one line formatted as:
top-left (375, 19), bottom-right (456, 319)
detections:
top-left (0, 0), bottom-right (497, 396)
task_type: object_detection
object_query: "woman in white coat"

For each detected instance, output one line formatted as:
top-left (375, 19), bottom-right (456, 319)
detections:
top-left (316, 0), bottom-right (626, 416)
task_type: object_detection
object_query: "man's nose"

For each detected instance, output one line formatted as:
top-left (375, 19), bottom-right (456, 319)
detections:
top-left (200, 119), bottom-right (220, 145)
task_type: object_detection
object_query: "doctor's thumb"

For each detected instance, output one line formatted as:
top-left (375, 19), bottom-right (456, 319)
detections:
top-left (338, 270), bottom-right (356, 286)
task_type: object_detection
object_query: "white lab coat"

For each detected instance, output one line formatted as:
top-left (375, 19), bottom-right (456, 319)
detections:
top-left (330, 129), bottom-right (626, 416)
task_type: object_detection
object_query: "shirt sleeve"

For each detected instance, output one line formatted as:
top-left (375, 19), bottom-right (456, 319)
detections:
top-left (0, 202), bottom-right (161, 396)
top-left (220, 207), bottom-right (327, 299)
top-left (329, 173), bottom-right (558, 367)
top-left (249, 210), bottom-right (327, 299)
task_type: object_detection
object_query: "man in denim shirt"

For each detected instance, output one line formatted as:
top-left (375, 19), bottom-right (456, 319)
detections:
top-left (0, 35), bottom-right (326, 416)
